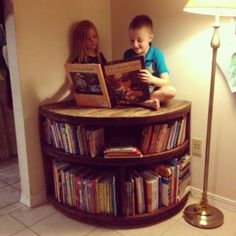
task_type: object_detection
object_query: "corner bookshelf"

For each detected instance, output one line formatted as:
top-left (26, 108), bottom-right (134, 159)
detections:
top-left (39, 99), bottom-right (191, 228)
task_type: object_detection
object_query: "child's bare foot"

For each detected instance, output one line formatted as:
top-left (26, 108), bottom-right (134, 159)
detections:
top-left (138, 99), bottom-right (160, 111)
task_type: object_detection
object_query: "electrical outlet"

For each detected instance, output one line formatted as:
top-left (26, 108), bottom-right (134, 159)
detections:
top-left (192, 138), bottom-right (202, 156)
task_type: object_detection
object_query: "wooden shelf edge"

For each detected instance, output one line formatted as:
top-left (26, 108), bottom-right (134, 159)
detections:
top-left (39, 99), bottom-right (191, 126)
top-left (42, 140), bottom-right (189, 166)
top-left (49, 193), bottom-right (189, 228)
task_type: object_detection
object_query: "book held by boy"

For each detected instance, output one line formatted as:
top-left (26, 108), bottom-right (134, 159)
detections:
top-left (65, 57), bottom-right (150, 108)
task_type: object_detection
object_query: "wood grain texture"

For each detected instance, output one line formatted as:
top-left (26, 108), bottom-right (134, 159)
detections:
top-left (39, 99), bottom-right (191, 126)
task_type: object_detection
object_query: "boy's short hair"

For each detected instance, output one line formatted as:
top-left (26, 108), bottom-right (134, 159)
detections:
top-left (129, 15), bottom-right (153, 32)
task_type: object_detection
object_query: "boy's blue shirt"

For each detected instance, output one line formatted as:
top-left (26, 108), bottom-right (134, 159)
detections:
top-left (123, 44), bottom-right (169, 77)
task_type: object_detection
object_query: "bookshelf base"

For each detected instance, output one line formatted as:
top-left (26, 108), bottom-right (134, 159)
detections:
top-left (49, 193), bottom-right (189, 228)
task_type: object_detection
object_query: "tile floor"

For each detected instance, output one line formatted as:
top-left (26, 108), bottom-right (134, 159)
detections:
top-left (0, 158), bottom-right (236, 236)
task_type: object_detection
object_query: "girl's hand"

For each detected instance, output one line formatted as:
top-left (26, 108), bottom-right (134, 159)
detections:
top-left (138, 69), bottom-right (156, 85)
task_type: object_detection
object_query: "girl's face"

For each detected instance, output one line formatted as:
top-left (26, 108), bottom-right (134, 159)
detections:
top-left (84, 27), bottom-right (98, 52)
top-left (128, 26), bottom-right (153, 57)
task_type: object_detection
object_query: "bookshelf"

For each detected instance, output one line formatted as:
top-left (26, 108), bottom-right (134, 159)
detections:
top-left (39, 99), bottom-right (191, 228)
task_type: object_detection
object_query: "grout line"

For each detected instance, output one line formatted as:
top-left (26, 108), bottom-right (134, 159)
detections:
top-left (0, 181), bottom-right (21, 190)
top-left (158, 221), bottom-right (180, 236)
top-left (10, 183), bottom-right (21, 192)
top-left (26, 227), bottom-right (41, 236)
top-left (9, 228), bottom-right (27, 236)
top-left (0, 179), bottom-right (20, 187)
top-left (9, 226), bottom-right (41, 236)
top-left (10, 209), bottom-right (58, 228)
top-left (0, 200), bottom-right (21, 210)
top-left (114, 229), bottom-right (134, 236)
top-left (28, 211), bottom-right (58, 227)
top-left (82, 227), bottom-right (99, 236)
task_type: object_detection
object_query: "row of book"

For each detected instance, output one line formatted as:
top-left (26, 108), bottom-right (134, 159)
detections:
top-left (43, 118), bottom-right (104, 157)
top-left (44, 116), bottom-right (188, 158)
top-left (123, 154), bottom-right (191, 216)
top-left (52, 154), bottom-right (191, 216)
top-left (52, 161), bottom-right (117, 215)
top-left (140, 115), bottom-right (187, 155)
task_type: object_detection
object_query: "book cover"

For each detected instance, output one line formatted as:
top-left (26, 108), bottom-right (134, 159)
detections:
top-left (156, 164), bottom-right (175, 205)
top-left (52, 160), bottom-right (71, 203)
top-left (87, 127), bottom-right (104, 158)
top-left (140, 125), bottom-right (153, 155)
top-left (140, 170), bottom-right (159, 212)
top-left (154, 123), bottom-right (169, 153)
top-left (148, 124), bottom-right (161, 154)
top-left (65, 56), bottom-right (150, 108)
top-left (124, 173), bottom-right (135, 216)
top-left (103, 57), bottom-right (150, 106)
top-left (132, 171), bottom-right (146, 214)
top-left (76, 125), bottom-right (85, 155)
top-left (168, 158), bottom-right (180, 204)
top-left (166, 121), bottom-right (178, 150)
top-left (111, 175), bottom-right (117, 216)
top-left (179, 173), bottom-right (191, 200)
top-left (159, 176), bottom-right (171, 207)
top-left (179, 154), bottom-right (191, 170)
top-left (65, 63), bottom-right (112, 108)
top-left (58, 123), bottom-right (70, 153)
top-left (178, 116), bottom-right (187, 145)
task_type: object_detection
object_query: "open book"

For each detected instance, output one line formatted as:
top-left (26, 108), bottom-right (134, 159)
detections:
top-left (65, 57), bottom-right (150, 108)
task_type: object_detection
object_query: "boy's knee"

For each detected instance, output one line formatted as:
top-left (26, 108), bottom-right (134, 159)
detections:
top-left (169, 86), bottom-right (176, 98)
top-left (164, 86), bottom-right (176, 99)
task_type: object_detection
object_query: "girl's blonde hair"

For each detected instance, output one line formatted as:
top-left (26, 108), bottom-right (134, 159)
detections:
top-left (71, 20), bottom-right (102, 63)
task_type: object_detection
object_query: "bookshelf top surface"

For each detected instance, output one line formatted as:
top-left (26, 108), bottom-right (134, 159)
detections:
top-left (39, 99), bottom-right (191, 125)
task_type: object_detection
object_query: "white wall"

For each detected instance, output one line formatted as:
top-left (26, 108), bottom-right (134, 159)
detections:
top-left (5, 0), bottom-right (112, 206)
top-left (111, 0), bottom-right (236, 203)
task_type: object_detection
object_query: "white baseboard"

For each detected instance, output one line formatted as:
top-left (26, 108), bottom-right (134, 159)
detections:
top-left (20, 191), bottom-right (47, 207)
top-left (191, 187), bottom-right (236, 212)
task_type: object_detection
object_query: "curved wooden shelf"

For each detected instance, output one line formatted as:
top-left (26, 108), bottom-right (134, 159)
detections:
top-left (39, 99), bottom-right (191, 126)
top-left (39, 99), bottom-right (191, 228)
top-left (50, 193), bottom-right (189, 228)
top-left (42, 139), bottom-right (189, 166)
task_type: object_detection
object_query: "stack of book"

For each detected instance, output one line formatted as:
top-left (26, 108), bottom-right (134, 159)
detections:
top-left (103, 146), bottom-right (142, 158)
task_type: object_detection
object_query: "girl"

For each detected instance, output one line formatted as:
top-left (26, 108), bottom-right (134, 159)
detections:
top-left (67, 20), bottom-right (106, 97)
top-left (69, 20), bottom-right (106, 64)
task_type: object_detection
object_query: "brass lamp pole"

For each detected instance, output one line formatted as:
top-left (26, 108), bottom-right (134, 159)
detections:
top-left (183, 20), bottom-right (223, 229)
top-left (182, 0), bottom-right (236, 229)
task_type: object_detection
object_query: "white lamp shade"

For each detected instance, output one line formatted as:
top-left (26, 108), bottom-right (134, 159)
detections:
top-left (183, 0), bottom-right (236, 16)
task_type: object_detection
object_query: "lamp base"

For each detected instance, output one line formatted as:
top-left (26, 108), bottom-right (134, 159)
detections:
top-left (183, 203), bottom-right (224, 229)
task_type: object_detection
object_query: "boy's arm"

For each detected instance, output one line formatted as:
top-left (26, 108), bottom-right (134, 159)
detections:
top-left (138, 69), bottom-right (170, 88)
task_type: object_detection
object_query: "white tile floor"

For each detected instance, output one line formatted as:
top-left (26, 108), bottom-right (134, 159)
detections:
top-left (0, 158), bottom-right (236, 236)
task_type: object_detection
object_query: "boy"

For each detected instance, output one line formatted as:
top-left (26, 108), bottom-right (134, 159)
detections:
top-left (124, 15), bottom-right (176, 110)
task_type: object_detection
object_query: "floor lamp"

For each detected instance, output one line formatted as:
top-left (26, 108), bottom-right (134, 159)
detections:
top-left (182, 0), bottom-right (236, 229)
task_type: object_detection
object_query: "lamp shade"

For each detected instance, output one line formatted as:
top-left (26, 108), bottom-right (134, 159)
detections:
top-left (183, 0), bottom-right (236, 16)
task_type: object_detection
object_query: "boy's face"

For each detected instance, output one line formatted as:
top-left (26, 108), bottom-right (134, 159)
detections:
top-left (128, 27), bottom-right (153, 57)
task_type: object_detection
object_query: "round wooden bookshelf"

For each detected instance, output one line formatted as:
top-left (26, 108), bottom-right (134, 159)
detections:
top-left (39, 99), bottom-right (191, 228)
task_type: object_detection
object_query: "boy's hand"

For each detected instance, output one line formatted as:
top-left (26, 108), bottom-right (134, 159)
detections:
top-left (138, 69), bottom-right (156, 85)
